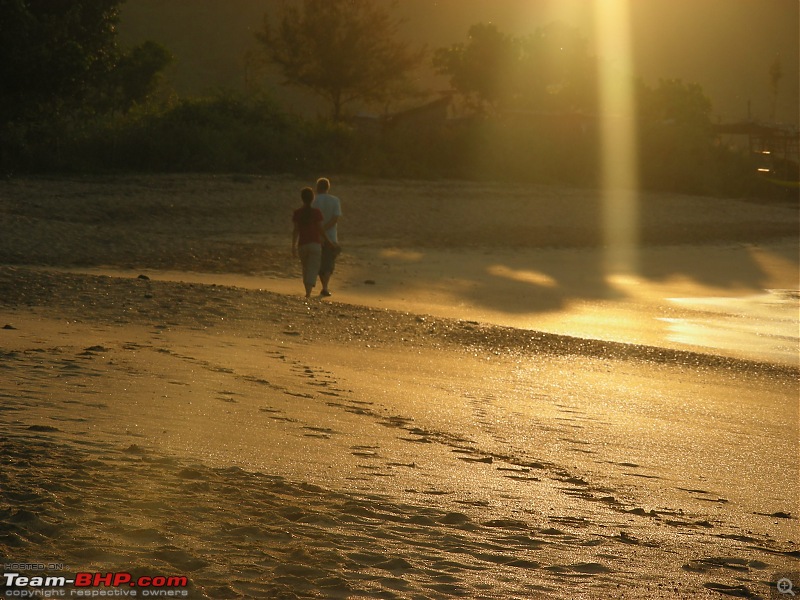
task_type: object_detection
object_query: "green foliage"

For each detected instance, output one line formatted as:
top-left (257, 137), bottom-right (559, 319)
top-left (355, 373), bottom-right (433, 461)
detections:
top-left (635, 78), bottom-right (717, 193)
top-left (0, 0), bottom-right (123, 122)
top-left (102, 40), bottom-right (173, 113)
top-left (516, 22), bottom-right (598, 113)
top-left (0, 0), bottom-right (172, 173)
top-left (434, 21), bottom-right (598, 114)
top-left (75, 93), bottom-right (308, 172)
top-left (433, 23), bottom-right (517, 112)
top-left (433, 23), bottom-right (775, 197)
top-left (255, 0), bottom-right (426, 121)
top-left (636, 78), bottom-right (712, 128)
top-left (2, 86), bottom-right (780, 201)
top-left (0, 6), bottom-right (785, 200)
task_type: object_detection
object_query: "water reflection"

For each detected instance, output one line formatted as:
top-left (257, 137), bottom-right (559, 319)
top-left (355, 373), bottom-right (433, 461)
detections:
top-left (663, 289), bottom-right (800, 365)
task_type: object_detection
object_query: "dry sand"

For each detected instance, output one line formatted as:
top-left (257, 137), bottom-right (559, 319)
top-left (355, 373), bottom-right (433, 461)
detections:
top-left (0, 175), bottom-right (798, 599)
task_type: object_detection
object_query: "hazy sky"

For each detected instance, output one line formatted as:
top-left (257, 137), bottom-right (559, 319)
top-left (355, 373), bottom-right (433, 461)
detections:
top-left (120, 0), bottom-right (799, 124)
top-left (395, 0), bottom-right (799, 124)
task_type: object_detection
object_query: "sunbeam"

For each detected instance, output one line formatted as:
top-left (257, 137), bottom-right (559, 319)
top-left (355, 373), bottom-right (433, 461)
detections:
top-left (595, 0), bottom-right (640, 277)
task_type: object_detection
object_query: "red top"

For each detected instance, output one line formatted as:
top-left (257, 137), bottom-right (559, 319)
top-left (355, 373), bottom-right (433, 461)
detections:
top-left (292, 207), bottom-right (324, 245)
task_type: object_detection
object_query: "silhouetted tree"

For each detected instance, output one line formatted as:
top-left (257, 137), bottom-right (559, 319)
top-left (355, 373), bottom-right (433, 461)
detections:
top-left (768, 56), bottom-right (782, 121)
top-left (637, 78), bottom-right (712, 127)
top-left (434, 22), bottom-right (598, 114)
top-left (0, 0), bottom-right (171, 123)
top-left (516, 22), bottom-right (598, 112)
top-left (103, 40), bottom-right (172, 113)
top-left (432, 23), bottom-right (517, 112)
top-left (255, 0), bottom-right (425, 121)
top-left (0, 0), bottom-right (120, 122)
top-left (636, 78), bottom-right (715, 193)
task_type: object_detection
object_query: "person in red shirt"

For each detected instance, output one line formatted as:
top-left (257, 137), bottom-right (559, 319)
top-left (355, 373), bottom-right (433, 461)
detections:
top-left (292, 187), bottom-right (327, 298)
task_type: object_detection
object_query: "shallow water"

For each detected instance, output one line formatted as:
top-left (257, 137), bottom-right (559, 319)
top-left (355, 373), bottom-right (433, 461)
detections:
top-left (664, 289), bottom-right (800, 366)
top-left (50, 264), bottom-right (800, 366)
top-left (43, 240), bottom-right (800, 366)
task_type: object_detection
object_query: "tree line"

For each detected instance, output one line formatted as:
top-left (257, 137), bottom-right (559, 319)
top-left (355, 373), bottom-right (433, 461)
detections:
top-left (0, 0), bottom-right (784, 197)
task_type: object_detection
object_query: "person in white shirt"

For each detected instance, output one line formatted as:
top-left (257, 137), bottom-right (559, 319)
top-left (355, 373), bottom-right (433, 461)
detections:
top-left (311, 177), bottom-right (342, 297)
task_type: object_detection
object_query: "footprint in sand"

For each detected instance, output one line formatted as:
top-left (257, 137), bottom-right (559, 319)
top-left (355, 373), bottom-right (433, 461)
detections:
top-left (457, 455), bottom-right (493, 464)
top-left (702, 582), bottom-right (758, 597)
top-left (27, 424), bottom-right (61, 432)
top-left (379, 415), bottom-right (414, 429)
top-left (545, 562), bottom-right (613, 576)
top-left (351, 445), bottom-right (379, 458)
top-left (610, 460), bottom-right (640, 468)
top-left (303, 426), bottom-right (335, 439)
top-left (241, 375), bottom-right (276, 388)
top-left (386, 461), bottom-right (416, 469)
top-left (481, 518), bottom-right (529, 529)
top-left (400, 435), bottom-right (433, 444)
top-left (685, 557), bottom-right (771, 573)
top-left (268, 415), bottom-right (297, 423)
top-left (497, 467), bottom-right (541, 481)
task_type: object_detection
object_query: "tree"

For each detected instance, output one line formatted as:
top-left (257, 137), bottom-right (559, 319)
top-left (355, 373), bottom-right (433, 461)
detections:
top-left (768, 56), bottom-right (782, 121)
top-left (0, 0), bottom-right (119, 122)
top-left (517, 22), bottom-right (598, 113)
top-left (432, 23), bottom-right (517, 113)
top-left (0, 0), bottom-right (171, 123)
top-left (433, 22), bottom-right (598, 114)
top-left (103, 40), bottom-right (173, 113)
top-left (637, 78), bottom-right (712, 128)
top-left (635, 78), bottom-right (715, 193)
top-left (255, 0), bottom-right (426, 121)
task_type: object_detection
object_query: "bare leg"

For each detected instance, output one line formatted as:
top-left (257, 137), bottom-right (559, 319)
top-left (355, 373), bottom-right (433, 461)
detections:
top-left (319, 272), bottom-right (331, 293)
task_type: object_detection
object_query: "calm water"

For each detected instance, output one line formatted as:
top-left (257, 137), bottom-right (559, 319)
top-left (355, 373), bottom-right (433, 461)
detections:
top-left (664, 289), bottom-right (800, 366)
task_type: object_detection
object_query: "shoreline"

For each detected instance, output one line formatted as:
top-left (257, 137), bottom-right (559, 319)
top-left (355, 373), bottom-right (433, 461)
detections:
top-left (2, 265), bottom-right (797, 378)
top-left (1, 174), bottom-right (798, 599)
top-left (1, 267), bottom-right (797, 599)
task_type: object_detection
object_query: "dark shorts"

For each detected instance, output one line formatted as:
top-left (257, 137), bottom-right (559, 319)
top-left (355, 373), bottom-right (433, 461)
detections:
top-left (320, 243), bottom-right (341, 275)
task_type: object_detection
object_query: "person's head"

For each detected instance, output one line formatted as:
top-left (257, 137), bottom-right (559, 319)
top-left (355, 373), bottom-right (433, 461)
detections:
top-left (301, 187), bottom-right (314, 205)
top-left (316, 177), bottom-right (331, 194)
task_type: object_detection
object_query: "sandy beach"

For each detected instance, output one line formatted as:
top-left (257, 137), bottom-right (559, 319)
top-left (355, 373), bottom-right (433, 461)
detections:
top-left (1, 174), bottom-right (798, 599)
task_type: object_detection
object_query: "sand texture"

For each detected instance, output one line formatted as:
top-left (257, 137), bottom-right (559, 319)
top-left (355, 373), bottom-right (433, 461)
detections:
top-left (0, 175), bottom-right (798, 599)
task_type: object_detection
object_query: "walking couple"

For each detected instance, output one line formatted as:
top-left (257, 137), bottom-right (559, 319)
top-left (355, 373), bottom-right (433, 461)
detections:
top-left (291, 177), bottom-right (342, 299)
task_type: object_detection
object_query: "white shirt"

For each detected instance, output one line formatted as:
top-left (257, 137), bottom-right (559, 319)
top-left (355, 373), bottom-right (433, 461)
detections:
top-left (312, 193), bottom-right (342, 244)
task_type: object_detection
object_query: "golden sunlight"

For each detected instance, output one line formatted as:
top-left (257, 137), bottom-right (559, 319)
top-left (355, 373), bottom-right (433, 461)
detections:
top-left (594, 0), bottom-right (640, 276)
top-left (487, 264), bottom-right (558, 288)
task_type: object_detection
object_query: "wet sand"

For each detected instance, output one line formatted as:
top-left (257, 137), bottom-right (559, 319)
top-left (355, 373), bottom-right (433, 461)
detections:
top-left (50, 236), bottom-right (799, 365)
top-left (0, 174), bottom-right (798, 599)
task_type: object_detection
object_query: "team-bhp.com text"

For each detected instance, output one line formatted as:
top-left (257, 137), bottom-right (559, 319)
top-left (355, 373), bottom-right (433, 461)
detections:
top-left (3, 573), bottom-right (189, 597)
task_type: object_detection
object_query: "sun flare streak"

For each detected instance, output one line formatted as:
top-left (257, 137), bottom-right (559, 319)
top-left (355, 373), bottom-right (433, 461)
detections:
top-left (595, 0), bottom-right (639, 276)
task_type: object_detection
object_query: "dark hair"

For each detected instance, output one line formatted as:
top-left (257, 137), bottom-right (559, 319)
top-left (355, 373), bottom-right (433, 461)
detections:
top-left (297, 187), bottom-right (315, 226)
top-left (316, 177), bottom-right (330, 193)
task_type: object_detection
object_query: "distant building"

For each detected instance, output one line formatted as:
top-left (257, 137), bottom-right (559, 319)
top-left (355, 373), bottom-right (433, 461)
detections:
top-left (713, 121), bottom-right (800, 183)
top-left (349, 95), bottom-right (452, 134)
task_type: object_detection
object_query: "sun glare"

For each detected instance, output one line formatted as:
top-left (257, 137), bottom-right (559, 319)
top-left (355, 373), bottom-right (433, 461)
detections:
top-left (594, 0), bottom-right (640, 277)
top-left (487, 264), bottom-right (558, 288)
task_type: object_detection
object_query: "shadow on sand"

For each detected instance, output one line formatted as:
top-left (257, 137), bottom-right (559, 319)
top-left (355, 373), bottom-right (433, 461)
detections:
top-left (341, 238), bottom-right (799, 318)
